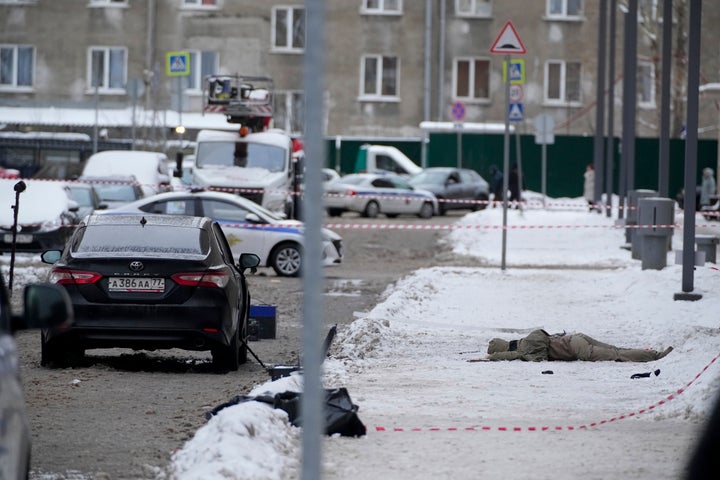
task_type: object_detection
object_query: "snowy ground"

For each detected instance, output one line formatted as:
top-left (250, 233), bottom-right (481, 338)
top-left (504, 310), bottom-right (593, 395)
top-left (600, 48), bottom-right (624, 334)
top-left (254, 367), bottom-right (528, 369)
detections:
top-left (165, 195), bottom-right (720, 480)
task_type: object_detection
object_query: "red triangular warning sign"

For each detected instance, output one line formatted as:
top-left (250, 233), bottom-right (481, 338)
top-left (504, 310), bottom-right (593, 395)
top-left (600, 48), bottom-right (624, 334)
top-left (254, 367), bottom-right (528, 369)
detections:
top-left (490, 21), bottom-right (526, 55)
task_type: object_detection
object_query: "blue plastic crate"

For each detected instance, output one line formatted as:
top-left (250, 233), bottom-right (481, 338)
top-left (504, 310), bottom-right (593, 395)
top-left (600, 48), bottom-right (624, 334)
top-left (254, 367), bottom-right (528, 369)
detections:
top-left (249, 305), bottom-right (276, 339)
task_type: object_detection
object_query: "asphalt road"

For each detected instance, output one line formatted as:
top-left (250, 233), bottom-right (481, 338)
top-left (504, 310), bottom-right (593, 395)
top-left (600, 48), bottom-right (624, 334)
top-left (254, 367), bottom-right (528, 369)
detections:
top-left (14, 211), bottom-right (470, 480)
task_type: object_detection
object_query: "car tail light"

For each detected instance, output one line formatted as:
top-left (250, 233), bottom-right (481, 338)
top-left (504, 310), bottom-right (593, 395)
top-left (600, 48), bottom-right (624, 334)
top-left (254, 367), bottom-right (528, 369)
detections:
top-left (171, 270), bottom-right (230, 288)
top-left (50, 268), bottom-right (102, 285)
top-left (347, 189), bottom-right (357, 196)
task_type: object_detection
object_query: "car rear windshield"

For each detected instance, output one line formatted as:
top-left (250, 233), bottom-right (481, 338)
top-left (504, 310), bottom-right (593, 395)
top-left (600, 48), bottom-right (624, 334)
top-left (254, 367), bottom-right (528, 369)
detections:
top-left (70, 225), bottom-right (210, 258)
top-left (92, 183), bottom-right (140, 202)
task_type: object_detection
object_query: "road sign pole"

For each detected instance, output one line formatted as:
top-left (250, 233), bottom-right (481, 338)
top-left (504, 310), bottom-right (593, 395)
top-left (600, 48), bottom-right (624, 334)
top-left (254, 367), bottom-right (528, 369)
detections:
top-left (501, 54), bottom-right (510, 271)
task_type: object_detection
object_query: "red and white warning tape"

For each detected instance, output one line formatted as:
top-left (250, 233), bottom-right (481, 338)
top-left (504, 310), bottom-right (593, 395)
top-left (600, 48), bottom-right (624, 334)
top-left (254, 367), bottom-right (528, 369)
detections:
top-left (372, 354), bottom-right (718, 433)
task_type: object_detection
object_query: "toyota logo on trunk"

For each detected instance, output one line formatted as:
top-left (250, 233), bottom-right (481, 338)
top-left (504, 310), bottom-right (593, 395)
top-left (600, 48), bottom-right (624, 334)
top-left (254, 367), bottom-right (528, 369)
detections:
top-left (129, 261), bottom-right (144, 272)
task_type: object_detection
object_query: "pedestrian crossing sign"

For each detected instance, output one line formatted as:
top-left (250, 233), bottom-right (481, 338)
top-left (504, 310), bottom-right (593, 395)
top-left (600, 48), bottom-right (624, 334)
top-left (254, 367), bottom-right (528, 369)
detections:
top-left (509, 102), bottom-right (524, 122)
top-left (502, 59), bottom-right (525, 85)
top-left (166, 51), bottom-right (190, 77)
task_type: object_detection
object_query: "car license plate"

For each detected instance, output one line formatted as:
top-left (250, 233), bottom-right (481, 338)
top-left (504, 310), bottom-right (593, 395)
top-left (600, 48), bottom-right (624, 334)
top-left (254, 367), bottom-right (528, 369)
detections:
top-left (108, 277), bottom-right (165, 292)
top-left (3, 233), bottom-right (32, 244)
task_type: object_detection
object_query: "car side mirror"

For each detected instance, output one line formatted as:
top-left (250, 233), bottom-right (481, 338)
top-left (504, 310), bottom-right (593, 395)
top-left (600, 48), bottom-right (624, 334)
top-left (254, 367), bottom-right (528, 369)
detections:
top-left (12, 284), bottom-right (74, 332)
top-left (96, 203), bottom-right (108, 210)
top-left (41, 250), bottom-right (62, 264)
top-left (245, 213), bottom-right (261, 224)
top-left (238, 253), bottom-right (261, 274)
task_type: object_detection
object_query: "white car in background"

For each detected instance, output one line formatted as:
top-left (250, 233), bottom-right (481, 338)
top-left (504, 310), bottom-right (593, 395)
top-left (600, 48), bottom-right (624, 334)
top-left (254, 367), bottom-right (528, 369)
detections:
top-left (324, 172), bottom-right (438, 219)
top-left (0, 179), bottom-right (79, 253)
top-left (81, 150), bottom-right (171, 197)
top-left (101, 190), bottom-right (342, 277)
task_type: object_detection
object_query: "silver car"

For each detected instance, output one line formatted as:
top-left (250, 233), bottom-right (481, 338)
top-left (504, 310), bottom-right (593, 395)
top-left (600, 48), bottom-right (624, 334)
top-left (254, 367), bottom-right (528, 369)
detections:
top-left (324, 173), bottom-right (438, 219)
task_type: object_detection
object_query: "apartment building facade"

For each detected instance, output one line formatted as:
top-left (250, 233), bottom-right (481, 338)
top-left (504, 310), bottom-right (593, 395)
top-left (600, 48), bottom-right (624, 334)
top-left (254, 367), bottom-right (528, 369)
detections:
top-left (1, 0), bottom-right (719, 142)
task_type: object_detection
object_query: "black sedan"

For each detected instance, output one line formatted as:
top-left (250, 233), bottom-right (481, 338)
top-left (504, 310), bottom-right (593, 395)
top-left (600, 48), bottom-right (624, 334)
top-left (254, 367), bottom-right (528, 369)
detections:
top-left (408, 167), bottom-right (490, 215)
top-left (40, 214), bottom-right (260, 372)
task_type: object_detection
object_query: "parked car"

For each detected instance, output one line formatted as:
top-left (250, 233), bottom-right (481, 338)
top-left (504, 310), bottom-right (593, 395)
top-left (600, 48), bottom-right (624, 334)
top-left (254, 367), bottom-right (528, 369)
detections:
top-left (324, 172), bottom-right (438, 219)
top-left (64, 182), bottom-right (107, 219)
top-left (101, 190), bottom-right (343, 277)
top-left (76, 175), bottom-right (146, 209)
top-left (40, 214), bottom-right (260, 372)
top-left (408, 167), bottom-right (490, 215)
top-left (81, 150), bottom-right (171, 196)
top-left (0, 179), bottom-right (79, 253)
top-left (0, 271), bottom-right (73, 480)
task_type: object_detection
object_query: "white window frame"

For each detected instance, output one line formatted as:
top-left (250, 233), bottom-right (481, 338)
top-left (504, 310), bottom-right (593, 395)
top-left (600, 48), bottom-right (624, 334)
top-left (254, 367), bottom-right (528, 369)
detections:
top-left (0, 0), bottom-right (37, 4)
top-left (359, 54), bottom-right (400, 101)
top-left (638, 0), bottom-right (658, 22)
top-left (271, 6), bottom-right (305, 53)
top-left (181, 0), bottom-right (219, 9)
top-left (455, 0), bottom-right (492, 18)
top-left (452, 57), bottom-right (490, 102)
top-left (638, 61), bottom-right (656, 109)
top-left (546, 0), bottom-right (583, 19)
top-left (0, 44), bottom-right (34, 91)
top-left (185, 50), bottom-right (218, 94)
top-left (86, 46), bottom-right (127, 94)
top-left (360, 0), bottom-right (402, 15)
top-left (274, 90), bottom-right (305, 135)
top-left (88, 0), bottom-right (128, 7)
top-left (544, 60), bottom-right (582, 105)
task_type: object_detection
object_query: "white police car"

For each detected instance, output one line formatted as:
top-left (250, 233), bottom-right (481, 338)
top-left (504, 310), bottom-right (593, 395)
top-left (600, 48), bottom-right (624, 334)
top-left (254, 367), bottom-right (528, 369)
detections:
top-left (101, 190), bottom-right (342, 277)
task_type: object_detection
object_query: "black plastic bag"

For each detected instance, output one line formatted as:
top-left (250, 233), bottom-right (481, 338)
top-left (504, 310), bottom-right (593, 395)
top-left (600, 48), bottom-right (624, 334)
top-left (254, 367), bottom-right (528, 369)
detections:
top-left (208, 388), bottom-right (366, 437)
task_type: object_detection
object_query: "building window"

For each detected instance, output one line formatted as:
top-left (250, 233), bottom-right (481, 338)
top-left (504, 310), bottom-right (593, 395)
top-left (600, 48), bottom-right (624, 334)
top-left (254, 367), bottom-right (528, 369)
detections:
top-left (88, 0), bottom-right (128, 6)
top-left (455, 0), bottom-right (492, 17)
top-left (639, 0), bottom-right (658, 21)
top-left (186, 50), bottom-right (218, 93)
top-left (0, 45), bottom-right (34, 89)
top-left (360, 55), bottom-right (399, 99)
top-left (274, 91), bottom-right (304, 134)
top-left (182, 0), bottom-right (218, 7)
top-left (545, 60), bottom-right (581, 104)
top-left (638, 61), bottom-right (655, 108)
top-left (453, 58), bottom-right (490, 101)
top-left (87, 47), bottom-right (127, 92)
top-left (361, 0), bottom-right (402, 14)
top-left (547, 0), bottom-right (582, 18)
top-left (272, 6), bottom-right (305, 52)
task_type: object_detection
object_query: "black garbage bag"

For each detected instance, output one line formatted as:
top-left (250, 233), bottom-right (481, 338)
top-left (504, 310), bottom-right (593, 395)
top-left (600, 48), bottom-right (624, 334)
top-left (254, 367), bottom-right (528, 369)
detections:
top-left (273, 388), bottom-right (366, 437)
top-left (208, 388), bottom-right (366, 437)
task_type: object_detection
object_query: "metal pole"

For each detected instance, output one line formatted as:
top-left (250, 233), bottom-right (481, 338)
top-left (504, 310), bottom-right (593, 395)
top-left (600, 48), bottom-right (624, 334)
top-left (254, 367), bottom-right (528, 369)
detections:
top-left (501, 54), bottom-right (510, 270)
top-left (423, 0), bottom-right (432, 122)
top-left (594, 0), bottom-right (608, 209)
top-left (437, 0), bottom-right (446, 120)
top-left (301, 0), bottom-right (326, 478)
top-left (8, 180), bottom-right (26, 296)
top-left (456, 124), bottom-right (462, 168)
top-left (515, 129), bottom-right (523, 212)
top-left (619, 0), bottom-right (638, 219)
top-left (605, 0), bottom-right (617, 218)
top-left (678, 0), bottom-right (702, 298)
top-left (658, 0), bottom-right (672, 198)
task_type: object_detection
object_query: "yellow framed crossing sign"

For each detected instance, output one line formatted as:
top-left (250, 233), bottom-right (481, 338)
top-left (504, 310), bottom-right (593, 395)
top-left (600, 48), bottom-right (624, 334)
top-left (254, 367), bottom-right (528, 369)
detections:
top-left (166, 51), bottom-right (190, 77)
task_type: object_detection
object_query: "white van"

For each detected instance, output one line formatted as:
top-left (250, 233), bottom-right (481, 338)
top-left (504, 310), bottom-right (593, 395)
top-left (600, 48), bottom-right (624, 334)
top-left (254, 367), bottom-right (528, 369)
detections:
top-left (81, 150), bottom-right (171, 197)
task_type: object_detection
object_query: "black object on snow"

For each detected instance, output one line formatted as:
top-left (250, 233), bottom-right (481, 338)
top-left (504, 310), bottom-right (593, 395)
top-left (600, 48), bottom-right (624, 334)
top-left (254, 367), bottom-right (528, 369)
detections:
top-left (541, 370), bottom-right (554, 375)
top-left (207, 387), bottom-right (366, 437)
top-left (631, 369), bottom-right (661, 379)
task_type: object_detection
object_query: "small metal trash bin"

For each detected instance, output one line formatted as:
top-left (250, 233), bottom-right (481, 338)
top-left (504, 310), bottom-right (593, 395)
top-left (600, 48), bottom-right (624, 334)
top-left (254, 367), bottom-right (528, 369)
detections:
top-left (695, 235), bottom-right (719, 264)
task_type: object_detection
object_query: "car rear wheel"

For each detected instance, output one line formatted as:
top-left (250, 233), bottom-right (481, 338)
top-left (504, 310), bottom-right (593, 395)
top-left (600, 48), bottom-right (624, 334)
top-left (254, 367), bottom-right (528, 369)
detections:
top-left (41, 332), bottom-right (85, 368)
top-left (212, 327), bottom-right (240, 372)
top-left (437, 197), bottom-right (447, 216)
top-left (270, 242), bottom-right (302, 277)
top-left (363, 200), bottom-right (380, 218)
top-left (473, 193), bottom-right (489, 211)
top-left (418, 202), bottom-right (434, 219)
